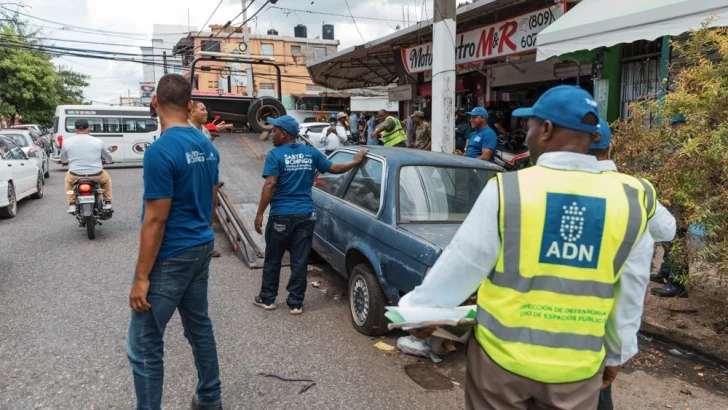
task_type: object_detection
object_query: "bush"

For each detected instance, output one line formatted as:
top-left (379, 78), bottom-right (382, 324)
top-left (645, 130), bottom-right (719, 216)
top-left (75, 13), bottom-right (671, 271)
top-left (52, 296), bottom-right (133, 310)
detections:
top-left (613, 22), bottom-right (728, 289)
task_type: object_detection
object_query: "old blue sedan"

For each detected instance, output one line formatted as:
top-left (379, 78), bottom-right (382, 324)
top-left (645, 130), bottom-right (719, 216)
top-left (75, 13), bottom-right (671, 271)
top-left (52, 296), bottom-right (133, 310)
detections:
top-left (312, 146), bottom-right (502, 335)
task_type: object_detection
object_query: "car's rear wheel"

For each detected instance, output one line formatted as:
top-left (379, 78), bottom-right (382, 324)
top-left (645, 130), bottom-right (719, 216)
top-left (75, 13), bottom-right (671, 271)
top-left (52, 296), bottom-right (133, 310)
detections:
top-left (0, 183), bottom-right (17, 219)
top-left (349, 263), bottom-right (389, 336)
top-left (30, 173), bottom-right (44, 199)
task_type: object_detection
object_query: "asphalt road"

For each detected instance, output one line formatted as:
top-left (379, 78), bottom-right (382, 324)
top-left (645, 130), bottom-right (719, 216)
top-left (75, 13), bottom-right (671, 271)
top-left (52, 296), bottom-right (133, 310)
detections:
top-left (2, 163), bottom-right (727, 410)
top-left (0, 163), bottom-right (464, 409)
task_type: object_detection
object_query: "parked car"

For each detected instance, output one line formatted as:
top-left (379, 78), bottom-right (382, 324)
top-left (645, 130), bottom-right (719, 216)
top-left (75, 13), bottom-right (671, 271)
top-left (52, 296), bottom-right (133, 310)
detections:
top-left (312, 146), bottom-right (503, 335)
top-left (298, 122), bottom-right (331, 151)
top-left (9, 125), bottom-right (52, 154)
top-left (0, 136), bottom-right (44, 218)
top-left (0, 130), bottom-right (50, 179)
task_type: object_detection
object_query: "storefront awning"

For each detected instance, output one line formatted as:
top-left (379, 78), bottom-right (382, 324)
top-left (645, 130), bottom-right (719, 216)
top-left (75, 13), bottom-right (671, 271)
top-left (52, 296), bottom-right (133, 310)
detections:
top-left (307, 0), bottom-right (517, 90)
top-left (536, 0), bottom-right (728, 61)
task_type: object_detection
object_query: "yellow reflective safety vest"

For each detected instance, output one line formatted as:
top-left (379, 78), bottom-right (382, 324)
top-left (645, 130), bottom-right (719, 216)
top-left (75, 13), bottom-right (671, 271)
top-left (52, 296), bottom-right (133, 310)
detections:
top-left (475, 166), bottom-right (653, 384)
top-left (381, 116), bottom-right (407, 147)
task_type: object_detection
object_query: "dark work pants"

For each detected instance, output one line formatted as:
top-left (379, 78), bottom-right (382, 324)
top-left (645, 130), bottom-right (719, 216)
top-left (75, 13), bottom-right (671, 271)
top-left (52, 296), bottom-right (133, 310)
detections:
top-left (658, 228), bottom-right (688, 281)
top-left (258, 213), bottom-right (316, 308)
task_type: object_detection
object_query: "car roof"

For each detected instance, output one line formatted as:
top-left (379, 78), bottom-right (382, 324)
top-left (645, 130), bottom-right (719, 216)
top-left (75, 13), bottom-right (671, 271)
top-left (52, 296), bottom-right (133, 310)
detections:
top-left (0, 129), bottom-right (31, 137)
top-left (335, 146), bottom-right (505, 171)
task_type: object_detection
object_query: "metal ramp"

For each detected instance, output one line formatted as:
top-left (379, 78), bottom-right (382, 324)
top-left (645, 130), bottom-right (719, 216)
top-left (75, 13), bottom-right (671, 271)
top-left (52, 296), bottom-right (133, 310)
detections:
top-left (214, 132), bottom-right (275, 269)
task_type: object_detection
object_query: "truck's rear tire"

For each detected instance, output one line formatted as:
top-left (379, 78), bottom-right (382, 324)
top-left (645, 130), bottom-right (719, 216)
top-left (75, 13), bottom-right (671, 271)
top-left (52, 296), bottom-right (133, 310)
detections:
top-left (247, 98), bottom-right (285, 133)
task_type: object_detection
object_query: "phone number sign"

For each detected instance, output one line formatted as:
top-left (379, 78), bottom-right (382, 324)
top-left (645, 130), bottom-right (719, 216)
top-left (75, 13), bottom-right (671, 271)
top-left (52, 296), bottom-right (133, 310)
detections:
top-left (401, 4), bottom-right (566, 75)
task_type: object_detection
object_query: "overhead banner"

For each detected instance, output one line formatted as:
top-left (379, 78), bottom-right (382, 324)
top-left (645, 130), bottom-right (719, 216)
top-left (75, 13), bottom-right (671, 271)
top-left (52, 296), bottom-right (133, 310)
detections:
top-left (401, 4), bottom-right (566, 75)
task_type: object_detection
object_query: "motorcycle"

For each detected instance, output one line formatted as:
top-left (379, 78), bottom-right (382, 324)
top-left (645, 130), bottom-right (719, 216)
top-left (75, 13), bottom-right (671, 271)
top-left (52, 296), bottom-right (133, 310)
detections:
top-left (494, 129), bottom-right (531, 171)
top-left (69, 178), bottom-right (113, 239)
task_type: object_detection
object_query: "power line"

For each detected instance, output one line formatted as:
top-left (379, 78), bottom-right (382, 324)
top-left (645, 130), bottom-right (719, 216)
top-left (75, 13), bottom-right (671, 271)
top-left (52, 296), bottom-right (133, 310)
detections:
top-left (225, 0), bottom-right (268, 40)
top-left (196, 0), bottom-right (224, 38)
top-left (343, 0), bottom-right (365, 43)
top-left (269, 6), bottom-right (405, 23)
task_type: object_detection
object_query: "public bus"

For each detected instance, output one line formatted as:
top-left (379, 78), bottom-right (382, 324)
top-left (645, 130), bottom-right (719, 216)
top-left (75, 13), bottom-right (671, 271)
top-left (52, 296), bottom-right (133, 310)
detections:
top-left (51, 105), bottom-right (159, 164)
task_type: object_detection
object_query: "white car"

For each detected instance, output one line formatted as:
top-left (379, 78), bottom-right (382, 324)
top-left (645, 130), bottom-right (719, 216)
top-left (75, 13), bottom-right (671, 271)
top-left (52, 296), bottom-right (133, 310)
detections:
top-left (0, 136), bottom-right (43, 218)
top-left (0, 130), bottom-right (50, 180)
top-left (298, 122), bottom-right (331, 151)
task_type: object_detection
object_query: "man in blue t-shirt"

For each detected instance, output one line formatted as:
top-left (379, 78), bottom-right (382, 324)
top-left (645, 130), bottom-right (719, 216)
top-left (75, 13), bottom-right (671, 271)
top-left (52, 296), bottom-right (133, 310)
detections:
top-left (127, 74), bottom-right (223, 410)
top-left (254, 115), bottom-right (366, 314)
top-left (458, 107), bottom-right (498, 162)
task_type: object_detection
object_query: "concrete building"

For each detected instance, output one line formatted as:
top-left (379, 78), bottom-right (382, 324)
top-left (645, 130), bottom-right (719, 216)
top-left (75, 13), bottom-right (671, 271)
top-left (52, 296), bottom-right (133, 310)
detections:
top-left (141, 24), bottom-right (194, 86)
top-left (119, 96), bottom-right (143, 107)
top-left (173, 24), bottom-right (339, 109)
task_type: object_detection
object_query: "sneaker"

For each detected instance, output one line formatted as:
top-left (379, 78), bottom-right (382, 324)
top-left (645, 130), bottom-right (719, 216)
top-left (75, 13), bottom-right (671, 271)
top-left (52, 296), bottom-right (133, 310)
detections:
top-left (103, 202), bottom-right (113, 210)
top-left (190, 394), bottom-right (223, 410)
top-left (211, 249), bottom-right (221, 258)
top-left (253, 296), bottom-right (276, 310)
top-left (67, 204), bottom-right (76, 214)
top-left (290, 306), bottom-right (304, 315)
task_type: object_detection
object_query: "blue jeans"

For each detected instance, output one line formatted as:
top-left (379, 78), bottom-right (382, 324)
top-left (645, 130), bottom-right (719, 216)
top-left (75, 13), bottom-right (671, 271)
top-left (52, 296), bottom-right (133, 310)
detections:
top-left (126, 241), bottom-right (221, 410)
top-left (367, 137), bottom-right (378, 146)
top-left (259, 213), bottom-right (316, 308)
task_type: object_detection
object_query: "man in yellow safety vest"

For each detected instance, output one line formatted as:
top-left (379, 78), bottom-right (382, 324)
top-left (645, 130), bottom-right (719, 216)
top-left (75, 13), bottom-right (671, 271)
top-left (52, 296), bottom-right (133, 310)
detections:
top-left (399, 86), bottom-right (672, 410)
top-left (369, 109), bottom-right (407, 147)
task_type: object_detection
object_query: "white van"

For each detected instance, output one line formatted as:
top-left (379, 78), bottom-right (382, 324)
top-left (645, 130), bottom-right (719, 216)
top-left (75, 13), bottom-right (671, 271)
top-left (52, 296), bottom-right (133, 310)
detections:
top-left (51, 105), bottom-right (159, 164)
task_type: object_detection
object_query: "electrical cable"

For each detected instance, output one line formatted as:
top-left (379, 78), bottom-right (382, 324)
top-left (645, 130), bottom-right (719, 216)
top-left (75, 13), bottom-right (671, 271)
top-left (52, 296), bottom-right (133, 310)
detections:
top-left (270, 6), bottom-right (404, 23)
top-left (196, 0), bottom-right (225, 39)
top-left (343, 0), bottom-right (365, 43)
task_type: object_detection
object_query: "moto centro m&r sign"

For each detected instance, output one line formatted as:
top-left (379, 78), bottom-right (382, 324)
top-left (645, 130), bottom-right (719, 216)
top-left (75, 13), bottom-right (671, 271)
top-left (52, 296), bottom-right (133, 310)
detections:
top-left (401, 3), bottom-right (567, 75)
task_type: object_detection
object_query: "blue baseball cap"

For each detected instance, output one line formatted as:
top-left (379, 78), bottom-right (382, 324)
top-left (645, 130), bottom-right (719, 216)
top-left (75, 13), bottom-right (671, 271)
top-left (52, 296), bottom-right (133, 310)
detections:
top-left (512, 86), bottom-right (600, 134)
top-left (671, 115), bottom-right (686, 124)
top-left (590, 119), bottom-right (612, 150)
top-left (465, 107), bottom-right (489, 118)
top-left (267, 115), bottom-right (300, 136)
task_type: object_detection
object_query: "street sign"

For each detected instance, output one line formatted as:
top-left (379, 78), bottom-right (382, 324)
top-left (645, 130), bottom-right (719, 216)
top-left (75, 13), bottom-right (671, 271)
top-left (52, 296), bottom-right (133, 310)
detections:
top-left (388, 84), bottom-right (416, 102)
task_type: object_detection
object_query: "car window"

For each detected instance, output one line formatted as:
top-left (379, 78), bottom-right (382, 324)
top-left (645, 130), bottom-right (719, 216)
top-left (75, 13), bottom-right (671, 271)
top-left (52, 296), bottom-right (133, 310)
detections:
top-left (342, 158), bottom-right (384, 214)
top-left (398, 166), bottom-right (494, 222)
top-left (0, 139), bottom-right (10, 159)
top-left (53, 117), bottom-right (59, 133)
top-left (28, 132), bottom-right (40, 145)
top-left (1, 134), bottom-right (30, 148)
top-left (314, 152), bottom-right (354, 196)
top-left (308, 125), bottom-right (326, 133)
top-left (106, 118), bottom-right (122, 133)
top-left (2, 138), bottom-right (26, 160)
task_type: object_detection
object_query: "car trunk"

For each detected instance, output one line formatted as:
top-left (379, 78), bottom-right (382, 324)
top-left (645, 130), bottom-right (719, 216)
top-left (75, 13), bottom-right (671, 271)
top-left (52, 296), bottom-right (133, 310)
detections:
top-left (397, 223), bottom-right (462, 252)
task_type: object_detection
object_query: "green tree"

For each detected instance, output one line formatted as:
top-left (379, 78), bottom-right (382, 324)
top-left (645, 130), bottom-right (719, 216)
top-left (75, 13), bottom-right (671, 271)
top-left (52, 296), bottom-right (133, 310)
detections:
top-left (614, 22), bottom-right (728, 290)
top-left (0, 13), bottom-right (89, 125)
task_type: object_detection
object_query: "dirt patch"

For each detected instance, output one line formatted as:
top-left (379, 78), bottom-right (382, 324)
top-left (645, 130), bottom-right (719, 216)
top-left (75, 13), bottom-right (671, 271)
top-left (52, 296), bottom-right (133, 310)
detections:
top-left (404, 363), bottom-right (454, 390)
top-left (641, 248), bottom-right (728, 365)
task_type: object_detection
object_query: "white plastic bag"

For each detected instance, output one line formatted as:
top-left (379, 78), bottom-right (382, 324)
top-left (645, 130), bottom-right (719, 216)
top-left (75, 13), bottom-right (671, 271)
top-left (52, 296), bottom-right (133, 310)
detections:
top-left (397, 335), bottom-right (442, 363)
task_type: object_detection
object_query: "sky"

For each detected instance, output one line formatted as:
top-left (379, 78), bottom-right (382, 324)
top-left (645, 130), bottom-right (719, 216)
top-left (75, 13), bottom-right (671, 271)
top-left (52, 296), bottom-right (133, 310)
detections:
top-left (4, 0), bottom-right (471, 105)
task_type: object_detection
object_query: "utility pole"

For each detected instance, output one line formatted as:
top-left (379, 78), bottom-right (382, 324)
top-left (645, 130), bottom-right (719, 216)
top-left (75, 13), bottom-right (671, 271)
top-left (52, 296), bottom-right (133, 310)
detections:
top-left (431, 0), bottom-right (456, 153)
top-left (163, 51), bottom-right (168, 74)
top-left (242, 0), bottom-right (253, 96)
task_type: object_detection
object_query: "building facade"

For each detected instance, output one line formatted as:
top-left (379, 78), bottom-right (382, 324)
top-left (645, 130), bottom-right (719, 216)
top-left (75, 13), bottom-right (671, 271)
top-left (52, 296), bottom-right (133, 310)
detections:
top-left (174, 25), bottom-right (339, 110)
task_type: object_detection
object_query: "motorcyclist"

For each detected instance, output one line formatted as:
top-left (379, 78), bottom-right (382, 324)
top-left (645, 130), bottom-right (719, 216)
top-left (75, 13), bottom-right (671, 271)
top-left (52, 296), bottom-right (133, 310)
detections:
top-left (60, 119), bottom-right (114, 214)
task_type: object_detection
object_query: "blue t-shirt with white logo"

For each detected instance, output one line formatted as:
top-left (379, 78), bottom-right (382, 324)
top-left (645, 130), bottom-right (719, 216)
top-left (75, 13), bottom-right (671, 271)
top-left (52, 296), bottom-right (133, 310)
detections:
top-left (142, 126), bottom-right (220, 259)
top-left (263, 143), bottom-right (332, 216)
top-left (465, 126), bottom-right (498, 161)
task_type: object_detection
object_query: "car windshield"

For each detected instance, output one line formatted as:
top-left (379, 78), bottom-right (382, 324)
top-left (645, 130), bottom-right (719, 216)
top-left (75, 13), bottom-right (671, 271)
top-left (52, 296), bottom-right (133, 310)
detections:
top-left (398, 166), bottom-right (494, 222)
top-left (1, 133), bottom-right (29, 148)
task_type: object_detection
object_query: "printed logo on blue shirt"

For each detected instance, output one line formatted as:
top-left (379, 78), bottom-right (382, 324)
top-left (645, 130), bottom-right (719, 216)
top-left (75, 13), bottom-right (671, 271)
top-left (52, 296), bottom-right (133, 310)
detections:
top-left (539, 193), bottom-right (606, 269)
top-left (473, 136), bottom-right (482, 143)
top-left (284, 153), bottom-right (313, 171)
top-left (186, 151), bottom-right (206, 164)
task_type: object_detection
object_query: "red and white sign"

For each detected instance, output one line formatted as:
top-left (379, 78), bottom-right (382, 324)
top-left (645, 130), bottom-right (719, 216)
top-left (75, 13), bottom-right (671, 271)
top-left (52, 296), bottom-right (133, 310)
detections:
top-left (401, 4), bottom-right (566, 75)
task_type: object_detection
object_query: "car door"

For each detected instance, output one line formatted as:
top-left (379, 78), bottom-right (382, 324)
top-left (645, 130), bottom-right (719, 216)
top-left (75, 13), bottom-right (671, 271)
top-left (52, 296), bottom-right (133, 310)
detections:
top-left (311, 151), bottom-right (356, 263)
top-left (2, 138), bottom-right (35, 195)
top-left (327, 156), bottom-right (385, 274)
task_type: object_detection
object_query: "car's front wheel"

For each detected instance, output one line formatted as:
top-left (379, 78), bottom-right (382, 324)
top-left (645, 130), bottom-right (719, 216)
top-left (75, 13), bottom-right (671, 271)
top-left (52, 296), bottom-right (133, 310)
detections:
top-left (349, 263), bottom-right (389, 336)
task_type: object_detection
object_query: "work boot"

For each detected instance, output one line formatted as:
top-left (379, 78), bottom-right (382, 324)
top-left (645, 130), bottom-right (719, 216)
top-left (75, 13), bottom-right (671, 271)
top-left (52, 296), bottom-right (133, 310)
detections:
top-left (190, 395), bottom-right (222, 410)
top-left (650, 270), bottom-right (670, 284)
top-left (651, 281), bottom-right (688, 298)
top-left (67, 204), bottom-right (76, 214)
top-left (211, 249), bottom-right (221, 258)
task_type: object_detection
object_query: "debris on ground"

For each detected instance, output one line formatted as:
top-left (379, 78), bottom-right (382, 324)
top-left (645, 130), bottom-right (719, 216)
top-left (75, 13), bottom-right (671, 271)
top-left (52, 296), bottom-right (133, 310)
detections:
top-left (669, 348), bottom-right (683, 356)
top-left (373, 341), bottom-right (396, 352)
top-left (443, 340), bottom-right (458, 353)
top-left (403, 363), bottom-right (453, 390)
top-left (397, 335), bottom-right (442, 363)
top-left (307, 265), bottom-right (323, 273)
top-left (680, 387), bottom-right (692, 395)
top-left (695, 364), bottom-right (705, 371)
top-left (258, 373), bottom-right (316, 394)
top-left (310, 281), bottom-right (321, 288)
top-left (676, 320), bottom-right (689, 329)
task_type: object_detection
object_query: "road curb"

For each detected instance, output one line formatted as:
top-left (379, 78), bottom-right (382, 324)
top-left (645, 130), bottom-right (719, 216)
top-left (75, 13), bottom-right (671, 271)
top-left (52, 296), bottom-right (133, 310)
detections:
top-left (641, 318), bottom-right (728, 367)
